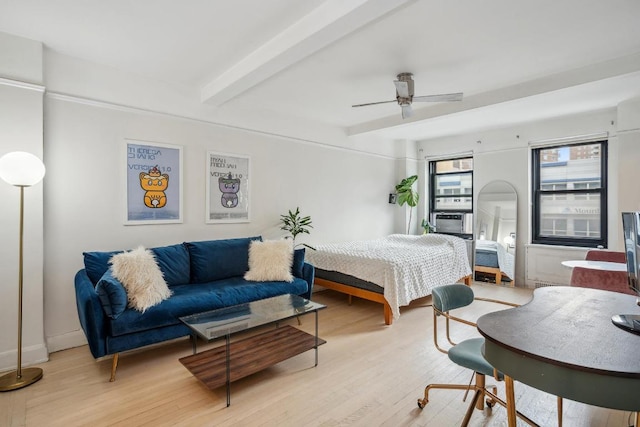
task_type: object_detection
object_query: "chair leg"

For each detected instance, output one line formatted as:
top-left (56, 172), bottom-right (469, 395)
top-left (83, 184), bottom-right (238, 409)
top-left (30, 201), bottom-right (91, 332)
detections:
top-left (109, 353), bottom-right (119, 382)
top-left (475, 373), bottom-right (486, 410)
top-left (557, 396), bottom-right (563, 427)
top-left (418, 375), bottom-right (540, 426)
top-left (418, 373), bottom-right (489, 411)
top-left (418, 383), bottom-right (477, 409)
top-left (461, 390), bottom-right (483, 427)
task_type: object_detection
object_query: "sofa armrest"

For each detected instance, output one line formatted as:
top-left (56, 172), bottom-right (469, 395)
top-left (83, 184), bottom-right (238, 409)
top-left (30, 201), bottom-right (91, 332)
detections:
top-left (74, 269), bottom-right (108, 358)
top-left (300, 262), bottom-right (315, 300)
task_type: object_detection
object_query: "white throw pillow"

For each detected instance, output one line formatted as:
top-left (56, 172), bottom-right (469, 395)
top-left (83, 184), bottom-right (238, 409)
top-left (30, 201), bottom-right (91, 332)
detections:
top-left (110, 246), bottom-right (172, 312)
top-left (244, 239), bottom-right (294, 282)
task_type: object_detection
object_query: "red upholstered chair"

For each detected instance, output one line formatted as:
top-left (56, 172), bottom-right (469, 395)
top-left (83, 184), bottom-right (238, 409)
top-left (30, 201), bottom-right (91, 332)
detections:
top-left (584, 250), bottom-right (626, 263)
top-left (570, 250), bottom-right (635, 295)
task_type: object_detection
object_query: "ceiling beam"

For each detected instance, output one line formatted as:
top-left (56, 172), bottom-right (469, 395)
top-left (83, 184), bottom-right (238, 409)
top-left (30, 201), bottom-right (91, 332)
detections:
top-left (201, 0), bottom-right (413, 106)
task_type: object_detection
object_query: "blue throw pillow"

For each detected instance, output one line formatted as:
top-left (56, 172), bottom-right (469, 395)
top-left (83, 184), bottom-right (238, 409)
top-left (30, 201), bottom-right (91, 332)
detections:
top-left (95, 269), bottom-right (128, 319)
top-left (185, 236), bottom-right (262, 283)
top-left (151, 243), bottom-right (191, 286)
top-left (292, 248), bottom-right (305, 278)
top-left (83, 250), bottom-right (122, 285)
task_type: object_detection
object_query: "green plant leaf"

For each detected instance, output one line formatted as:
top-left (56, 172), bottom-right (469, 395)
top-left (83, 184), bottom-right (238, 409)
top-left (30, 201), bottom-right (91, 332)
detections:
top-left (279, 207), bottom-right (313, 242)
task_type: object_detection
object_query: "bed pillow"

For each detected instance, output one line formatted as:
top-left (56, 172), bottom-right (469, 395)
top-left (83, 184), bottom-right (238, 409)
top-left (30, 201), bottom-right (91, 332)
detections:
top-left (244, 239), bottom-right (294, 282)
top-left (95, 268), bottom-right (128, 319)
top-left (110, 246), bottom-right (172, 312)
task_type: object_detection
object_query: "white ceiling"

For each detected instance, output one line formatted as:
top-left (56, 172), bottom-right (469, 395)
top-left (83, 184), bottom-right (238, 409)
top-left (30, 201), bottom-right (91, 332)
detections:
top-left (2, 0), bottom-right (640, 143)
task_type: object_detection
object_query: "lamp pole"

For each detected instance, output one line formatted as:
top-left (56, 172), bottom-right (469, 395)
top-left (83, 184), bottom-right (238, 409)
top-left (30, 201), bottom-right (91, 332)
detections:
top-left (0, 152), bottom-right (45, 392)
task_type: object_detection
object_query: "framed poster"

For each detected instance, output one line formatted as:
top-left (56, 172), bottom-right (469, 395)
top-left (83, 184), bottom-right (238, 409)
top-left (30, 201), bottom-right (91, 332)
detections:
top-left (125, 139), bottom-right (183, 225)
top-left (206, 151), bottom-right (250, 223)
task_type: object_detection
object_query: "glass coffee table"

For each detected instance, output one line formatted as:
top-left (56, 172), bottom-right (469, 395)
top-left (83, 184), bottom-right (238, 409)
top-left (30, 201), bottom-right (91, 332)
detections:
top-left (178, 294), bottom-right (326, 406)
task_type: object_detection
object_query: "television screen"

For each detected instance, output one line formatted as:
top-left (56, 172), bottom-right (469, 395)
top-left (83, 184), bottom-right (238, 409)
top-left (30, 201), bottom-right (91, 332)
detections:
top-left (621, 212), bottom-right (640, 294)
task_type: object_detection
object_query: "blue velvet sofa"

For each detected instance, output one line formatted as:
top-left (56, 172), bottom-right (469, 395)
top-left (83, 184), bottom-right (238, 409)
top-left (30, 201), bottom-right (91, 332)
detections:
top-left (74, 236), bottom-right (314, 381)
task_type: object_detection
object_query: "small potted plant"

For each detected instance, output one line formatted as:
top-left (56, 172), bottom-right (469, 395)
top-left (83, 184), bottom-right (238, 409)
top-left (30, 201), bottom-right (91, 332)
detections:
top-left (421, 219), bottom-right (435, 234)
top-left (280, 207), bottom-right (315, 250)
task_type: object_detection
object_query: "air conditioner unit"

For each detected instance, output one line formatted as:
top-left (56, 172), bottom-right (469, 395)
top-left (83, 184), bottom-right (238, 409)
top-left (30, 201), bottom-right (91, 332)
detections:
top-left (434, 213), bottom-right (465, 235)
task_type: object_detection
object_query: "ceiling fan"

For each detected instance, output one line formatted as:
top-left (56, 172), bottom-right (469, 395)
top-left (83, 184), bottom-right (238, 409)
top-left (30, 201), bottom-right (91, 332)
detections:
top-left (352, 72), bottom-right (463, 119)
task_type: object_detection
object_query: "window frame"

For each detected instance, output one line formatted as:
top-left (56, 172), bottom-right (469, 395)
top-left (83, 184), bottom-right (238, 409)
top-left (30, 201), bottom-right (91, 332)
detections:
top-left (531, 140), bottom-right (608, 248)
top-left (429, 157), bottom-right (474, 214)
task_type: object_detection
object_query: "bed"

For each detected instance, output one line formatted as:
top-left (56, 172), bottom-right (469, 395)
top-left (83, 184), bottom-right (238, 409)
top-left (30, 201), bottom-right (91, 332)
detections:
top-left (474, 239), bottom-right (515, 285)
top-left (306, 234), bottom-right (472, 325)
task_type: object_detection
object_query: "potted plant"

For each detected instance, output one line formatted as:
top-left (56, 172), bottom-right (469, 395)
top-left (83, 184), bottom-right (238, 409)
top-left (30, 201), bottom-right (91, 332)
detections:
top-left (280, 207), bottom-right (315, 249)
top-left (421, 219), bottom-right (435, 234)
top-left (395, 175), bottom-right (420, 234)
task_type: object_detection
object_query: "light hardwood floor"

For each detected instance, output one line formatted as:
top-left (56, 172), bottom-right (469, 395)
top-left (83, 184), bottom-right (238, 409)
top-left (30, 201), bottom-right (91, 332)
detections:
top-left (1, 283), bottom-right (634, 427)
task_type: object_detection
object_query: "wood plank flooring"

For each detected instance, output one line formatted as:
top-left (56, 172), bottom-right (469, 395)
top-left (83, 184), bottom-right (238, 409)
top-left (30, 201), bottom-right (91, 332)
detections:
top-left (0, 283), bottom-right (634, 427)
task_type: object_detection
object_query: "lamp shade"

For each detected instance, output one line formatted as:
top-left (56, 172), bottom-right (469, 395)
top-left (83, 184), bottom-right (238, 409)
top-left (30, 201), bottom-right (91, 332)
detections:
top-left (0, 151), bottom-right (46, 187)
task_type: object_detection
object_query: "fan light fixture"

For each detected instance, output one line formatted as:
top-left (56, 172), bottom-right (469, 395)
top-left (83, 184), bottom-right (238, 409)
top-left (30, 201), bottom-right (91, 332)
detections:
top-left (352, 72), bottom-right (463, 119)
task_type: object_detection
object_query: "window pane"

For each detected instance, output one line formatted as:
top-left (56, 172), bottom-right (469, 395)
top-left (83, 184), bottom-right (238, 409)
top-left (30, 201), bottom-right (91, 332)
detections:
top-left (539, 195), bottom-right (601, 239)
top-left (435, 173), bottom-right (472, 195)
top-left (434, 196), bottom-right (472, 211)
top-left (539, 144), bottom-right (601, 188)
top-left (541, 218), bottom-right (567, 236)
top-left (435, 158), bottom-right (473, 173)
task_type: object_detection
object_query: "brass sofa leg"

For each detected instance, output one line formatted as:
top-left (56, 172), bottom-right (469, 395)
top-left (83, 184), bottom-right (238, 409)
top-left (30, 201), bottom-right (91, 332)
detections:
top-left (110, 353), bottom-right (119, 382)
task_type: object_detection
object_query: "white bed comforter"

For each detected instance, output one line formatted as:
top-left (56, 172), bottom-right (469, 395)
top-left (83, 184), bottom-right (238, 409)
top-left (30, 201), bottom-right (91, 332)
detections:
top-left (306, 234), bottom-right (472, 320)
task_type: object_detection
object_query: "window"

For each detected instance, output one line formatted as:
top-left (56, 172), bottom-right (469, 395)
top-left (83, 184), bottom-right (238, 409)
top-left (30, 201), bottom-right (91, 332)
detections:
top-left (430, 157), bottom-right (473, 212)
top-left (532, 141), bottom-right (607, 247)
top-left (429, 157), bottom-right (473, 238)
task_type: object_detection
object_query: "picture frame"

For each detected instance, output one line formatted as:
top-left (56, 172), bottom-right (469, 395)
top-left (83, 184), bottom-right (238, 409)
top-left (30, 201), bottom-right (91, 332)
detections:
top-left (125, 139), bottom-right (183, 225)
top-left (206, 151), bottom-right (250, 223)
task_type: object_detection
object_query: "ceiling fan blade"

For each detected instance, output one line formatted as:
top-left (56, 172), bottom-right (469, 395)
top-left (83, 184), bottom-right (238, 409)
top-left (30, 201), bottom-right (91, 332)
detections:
top-left (413, 92), bottom-right (463, 102)
top-left (352, 99), bottom-right (397, 107)
top-left (401, 104), bottom-right (413, 119)
top-left (394, 80), bottom-right (410, 99)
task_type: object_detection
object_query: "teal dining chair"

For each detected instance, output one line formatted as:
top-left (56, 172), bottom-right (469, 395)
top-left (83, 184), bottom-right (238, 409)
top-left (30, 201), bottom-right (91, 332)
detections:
top-left (417, 284), bottom-right (559, 426)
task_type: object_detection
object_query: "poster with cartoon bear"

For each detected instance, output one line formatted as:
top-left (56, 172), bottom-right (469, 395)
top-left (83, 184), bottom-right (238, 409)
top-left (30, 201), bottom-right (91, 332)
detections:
top-left (206, 151), bottom-right (250, 223)
top-left (125, 140), bottom-right (183, 224)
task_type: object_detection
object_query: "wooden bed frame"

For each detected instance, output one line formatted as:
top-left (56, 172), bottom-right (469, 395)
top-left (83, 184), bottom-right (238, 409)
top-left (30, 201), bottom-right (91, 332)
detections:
top-left (474, 266), bottom-right (514, 287)
top-left (315, 274), bottom-right (472, 326)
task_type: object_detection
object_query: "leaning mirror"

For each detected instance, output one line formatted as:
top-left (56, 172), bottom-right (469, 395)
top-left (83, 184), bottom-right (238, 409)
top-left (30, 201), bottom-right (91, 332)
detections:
top-left (475, 180), bottom-right (517, 286)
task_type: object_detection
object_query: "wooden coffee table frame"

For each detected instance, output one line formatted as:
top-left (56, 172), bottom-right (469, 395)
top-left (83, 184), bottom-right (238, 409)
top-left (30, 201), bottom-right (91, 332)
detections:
top-left (179, 296), bottom-right (326, 406)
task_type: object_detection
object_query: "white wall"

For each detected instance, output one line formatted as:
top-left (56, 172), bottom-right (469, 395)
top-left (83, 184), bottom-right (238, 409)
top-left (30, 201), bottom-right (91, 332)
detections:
top-left (418, 108), bottom-right (627, 286)
top-left (0, 33), bottom-right (48, 370)
top-left (0, 34), bottom-right (399, 367)
top-left (41, 94), bottom-right (398, 354)
top-left (617, 97), bottom-right (640, 214)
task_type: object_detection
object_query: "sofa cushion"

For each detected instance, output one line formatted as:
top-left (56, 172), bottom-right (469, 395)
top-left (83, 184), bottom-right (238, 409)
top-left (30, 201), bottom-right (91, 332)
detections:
top-left (244, 239), bottom-right (294, 282)
top-left (111, 246), bottom-right (172, 313)
top-left (95, 269), bottom-right (128, 319)
top-left (83, 250), bottom-right (122, 285)
top-left (151, 243), bottom-right (190, 286)
top-left (109, 276), bottom-right (308, 336)
top-left (292, 248), bottom-right (305, 278)
top-left (185, 236), bottom-right (261, 283)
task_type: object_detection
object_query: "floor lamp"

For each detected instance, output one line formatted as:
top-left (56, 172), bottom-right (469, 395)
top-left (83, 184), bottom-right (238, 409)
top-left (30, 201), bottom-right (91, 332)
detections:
top-left (0, 151), bottom-right (45, 392)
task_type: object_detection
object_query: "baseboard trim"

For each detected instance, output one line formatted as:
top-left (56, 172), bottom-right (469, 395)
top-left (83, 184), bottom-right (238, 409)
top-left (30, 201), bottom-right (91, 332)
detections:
top-left (46, 329), bottom-right (87, 353)
top-left (0, 343), bottom-right (49, 373)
